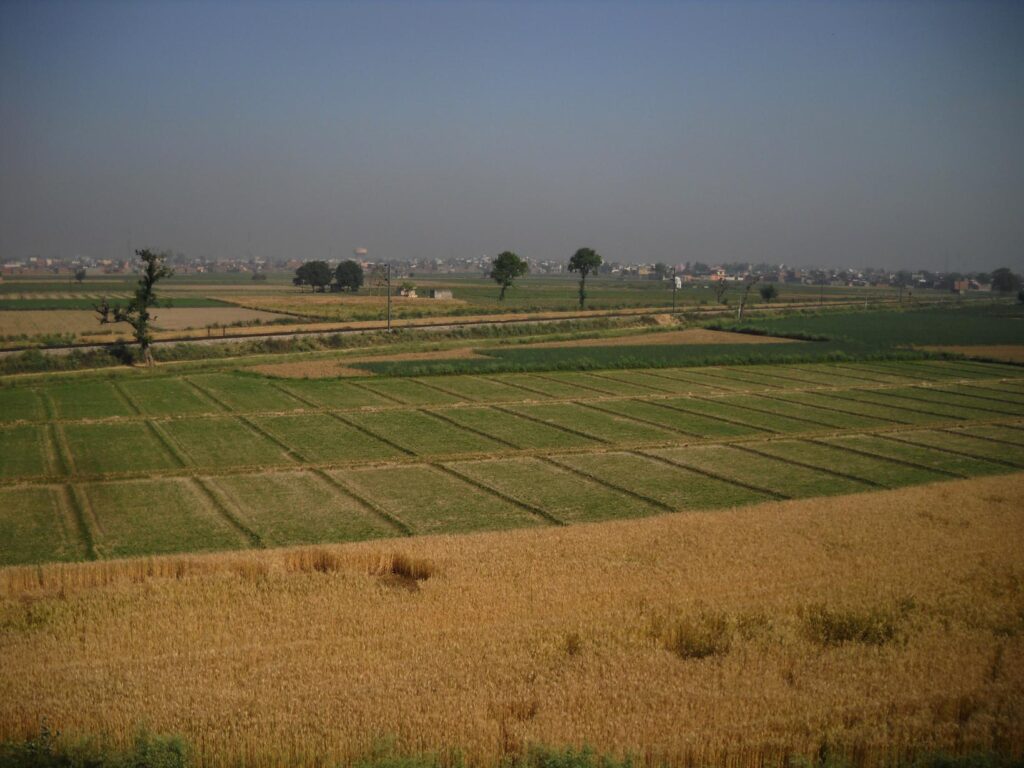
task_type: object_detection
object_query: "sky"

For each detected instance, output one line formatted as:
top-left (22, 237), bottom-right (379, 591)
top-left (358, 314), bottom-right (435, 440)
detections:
top-left (1, 0), bottom-right (1022, 271)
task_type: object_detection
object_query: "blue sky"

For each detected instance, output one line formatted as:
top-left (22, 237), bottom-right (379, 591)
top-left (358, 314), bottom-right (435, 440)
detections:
top-left (1, 0), bottom-right (1022, 269)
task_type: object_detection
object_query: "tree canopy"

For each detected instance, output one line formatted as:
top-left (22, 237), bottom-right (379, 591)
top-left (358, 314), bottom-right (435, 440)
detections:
top-left (568, 247), bottom-right (602, 308)
top-left (489, 251), bottom-right (529, 300)
top-left (335, 260), bottom-right (364, 292)
top-left (94, 248), bottom-right (173, 366)
top-left (294, 261), bottom-right (332, 291)
top-left (991, 267), bottom-right (1021, 294)
top-left (759, 283), bottom-right (778, 302)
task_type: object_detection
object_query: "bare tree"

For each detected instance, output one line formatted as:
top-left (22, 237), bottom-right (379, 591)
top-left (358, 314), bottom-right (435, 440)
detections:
top-left (94, 249), bottom-right (173, 367)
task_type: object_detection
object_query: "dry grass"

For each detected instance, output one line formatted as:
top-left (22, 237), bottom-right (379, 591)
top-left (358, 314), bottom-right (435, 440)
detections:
top-left (147, 307), bottom-right (288, 331)
top-left (919, 345), bottom-right (1024, 364)
top-left (0, 310), bottom-right (113, 340)
top-left (250, 348), bottom-right (489, 378)
top-left (517, 328), bottom-right (801, 349)
top-left (1, 475), bottom-right (1023, 767)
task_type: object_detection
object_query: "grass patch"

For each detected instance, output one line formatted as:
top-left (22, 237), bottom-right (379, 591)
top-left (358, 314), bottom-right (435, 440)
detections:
top-left (272, 378), bottom-right (397, 409)
top-left (0, 486), bottom-right (82, 565)
top-left (84, 478), bottom-right (248, 558)
top-left (0, 425), bottom-right (50, 478)
top-left (821, 434), bottom-right (1007, 477)
top-left (753, 392), bottom-right (891, 429)
top-left (450, 457), bottom-right (659, 523)
top-left (665, 397), bottom-right (822, 434)
top-left (338, 464), bottom-right (545, 534)
top-left (188, 373), bottom-right (305, 412)
top-left (0, 387), bottom-right (44, 421)
top-left (650, 444), bottom-right (869, 497)
top-left (62, 422), bottom-right (181, 475)
top-left (556, 451), bottom-right (770, 509)
top-left (117, 377), bottom-right (221, 416)
top-left (751, 439), bottom-right (947, 488)
top-left (436, 407), bottom-right (598, 450)
top-left (415, 375), bottom-right (534, 403)
top-left (892, 430), bottom-right (1024, 466)
top-left (343, 410), bottom-right (505, 455)
top-left (505, 403), bottom-right (679, 443)
top-left (596, 398), bottom-right (763, 438)
top-left (161, 417), bottom-right (290, 467)
top-left (658, 609), bottom-right (733, 660)
top-left (45, 380), bottom-right (135, 419)
top-left (253, 414), bottom-right (403, 462)
top-left (800, 603), bottom-right (904, 647)
top-left (209, 471), bottom-right (396, 545)
top-left (357, 378), bottom-right (466, 405)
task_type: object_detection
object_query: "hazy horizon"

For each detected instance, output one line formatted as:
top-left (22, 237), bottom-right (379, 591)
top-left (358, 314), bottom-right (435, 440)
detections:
top-left (2, 0), bottom-right (1022, 272)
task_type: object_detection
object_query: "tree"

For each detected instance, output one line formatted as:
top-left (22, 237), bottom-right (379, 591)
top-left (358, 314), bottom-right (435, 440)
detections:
top-left (334, 260), bottom-right (364, 292)
top-left (759, 283), bottom-right (778, 303)
top-left (74, 268), bottom-right (86, 284)
top-left (568, 247), bottom-right (602, 309)
top-left (893, 270), bottom-right (914, 304)
top-left (713, 280), bottom-right (729, 305)
top-left (991, 267), bottom-right (1021, 294)
top-left (94, 248), bottom-right (173, 367)
top-left (737, 275), bottom-right (760, 320)
top-left (653, 262), bottom-right (669, 280)
top-left (489, 251), bottom-right (528, 300)
top-left (295, 260), bottom-right (332, 292)
top-left (251, 272), bottom-right (267, 282)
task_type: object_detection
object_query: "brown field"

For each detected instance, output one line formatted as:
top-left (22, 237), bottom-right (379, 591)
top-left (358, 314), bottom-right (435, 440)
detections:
top-left (147, 306), bottom-right (288, 331)
top-left (233, 293), bottom-right (469, 320)
top-left (0, 310), bottom-right (117, 340)
top-left (919, 345), bottom-right (1024, 364)
top-left (250, 347), bottom-right (490, 378)
top-left (2, 474), bottom-right (1022, 767)
top-left (517, 327), bottom-right (800, 349)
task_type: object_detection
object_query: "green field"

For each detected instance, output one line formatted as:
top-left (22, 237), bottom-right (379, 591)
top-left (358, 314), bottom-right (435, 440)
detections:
top-left (1, 354), bottom-right (1022, 566)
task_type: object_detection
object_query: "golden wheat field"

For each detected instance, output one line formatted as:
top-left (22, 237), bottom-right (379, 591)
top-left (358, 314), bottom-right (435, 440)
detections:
top-left (2, 475), bottom-right (1023, 767)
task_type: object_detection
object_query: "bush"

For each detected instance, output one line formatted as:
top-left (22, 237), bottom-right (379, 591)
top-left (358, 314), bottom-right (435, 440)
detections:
top-left (661, 610), bottom-right (732, 660)
top-left (0, 725), bottom-right (190, 768)
top-left (800, 604), bottom-right (901, 647)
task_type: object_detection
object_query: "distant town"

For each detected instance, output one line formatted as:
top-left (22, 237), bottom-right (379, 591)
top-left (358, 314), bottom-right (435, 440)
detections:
top-left (0, 250), bottom-right (1007, 295)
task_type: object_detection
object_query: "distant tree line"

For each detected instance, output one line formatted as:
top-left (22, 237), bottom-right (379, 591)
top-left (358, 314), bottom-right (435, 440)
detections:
top-left (293, 260), bottom-right (364, 292)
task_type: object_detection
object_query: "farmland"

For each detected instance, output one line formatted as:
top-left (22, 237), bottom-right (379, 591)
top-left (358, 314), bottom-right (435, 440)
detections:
top-left (2, 358), bottom-right (1023, 566)
top-left (2, 309), bottom-right (1024, 767)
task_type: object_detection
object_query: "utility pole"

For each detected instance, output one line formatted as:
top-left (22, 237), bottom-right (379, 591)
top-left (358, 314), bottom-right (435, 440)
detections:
top-left (386, 263), bottom-right (392, 332)
top-left (672, 269), bottom-right (679, 313)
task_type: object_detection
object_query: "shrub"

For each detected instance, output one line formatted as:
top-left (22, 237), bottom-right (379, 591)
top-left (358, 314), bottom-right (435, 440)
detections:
top-left (800, 604), bottom-right (901, 647)
top-left (661, 610), bottom-right (732, 660)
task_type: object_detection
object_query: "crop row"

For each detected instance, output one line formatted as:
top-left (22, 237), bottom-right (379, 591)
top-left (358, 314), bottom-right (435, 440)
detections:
top-left (3, 421), bottom-right (1023, 566)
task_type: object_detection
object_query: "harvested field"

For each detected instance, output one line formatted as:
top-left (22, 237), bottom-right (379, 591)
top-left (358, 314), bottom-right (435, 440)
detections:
top-left (1, 475), bottom-right (1022, 766)
top-left (230, 293), bottom-right (468, 320)
top-left (250, 347), bottom-right (489, 378)
top-left (147, 307), bottom-right (289, 331)
top-left (518, 327), bottom-right (801, 348)
top-left (919, 344), bottom-right (1024, 364)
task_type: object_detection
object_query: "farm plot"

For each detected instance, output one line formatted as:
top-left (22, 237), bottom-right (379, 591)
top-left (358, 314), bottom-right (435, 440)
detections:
top-left (594, 398), bottom-right (765, 438)
top-left (187, 374), bottom-right (305, 412)
top-left (341, 409), bottom-right (504, 456)
top-left (45, 380), bottom-right (136, 419)
top-left (0, 485), bottom-right (83, 565)
top-left (0, 424), bottom-right (51, 477)
top-left (938, 381), bottom-right (1024, 405)
top-left (505, 402), bottom-right (680, 443)
top-left (754, 392), bottom-right (891, 429)
top-left (434, 406), bottom-right (598, 449)
top-left (448, 457), bottom-right (660, 523)
top-left (803, 390), bottom-right (950, 425)
top-left (270, 378), bottom-right (396, 409)
top-left (415, 375), bottom-right (537, 403)
top-left (660, 397), bottom-right (823, 434)
top-left (649, 444), bottom-right (870, 498)
top-left (337, 464), bottom-right (544, 534)
top-left (118, 377), bottom-right (223, 417)
top-left (958, 424), bottom-right (1024, 445)
top-left (62, 422), bottom-right (181, 475)
top-left (82, 478), bottom-right (247, 558)
top-left (887, 429), bottom-right (1024, 467)
top-left (490, 373), bottom-right (594, 399)
top-left (160, 417), bottom-right (292, 468)
top-left (554, 451), bottom-right (770, 509)
top-left (841, 388), bottom-right (996, 421)
top-left (208, 471), bottom-right (396, 545)
top-left (252, 414), bottom-right (403, 463)
top-left (819, 434), bottom-right (1008, 477)
top-left (0, 387), bottom-right (43, 422)
top-left (586, 369), bottom-right (709, 394)
top-left (748, 439), bottom-right (947, 488)
top-left (648, 368), bottom-right (760, 392)
top-left (566, 371), bottom-right (675, 396)
top-left (355, 377), bottom-right (464, 405)
top-left (889, 386), bottom-right (1024, 416)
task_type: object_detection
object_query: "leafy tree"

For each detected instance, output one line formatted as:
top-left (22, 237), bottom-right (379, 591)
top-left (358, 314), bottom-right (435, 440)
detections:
top-left (94, 249), bottom-right (173, 367)
top-left (334, 260), bottom-right (364, 292)
top-left (489, 251), bottom-right (529, 300)
top-left (568, 247), bottom-right (602, 308)
top-left (759, 283), bottom-right (778, 303)
top-left (653, 262), bottom-right (669, 280)
top-left (991, 267), bottom-right (1021, 294)
top-left (74, 268), bottom-right (86, 284)
top-left (295, 260), bottom-right (332, 292)
top-left (251, 272), bottom-right (267, 282)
